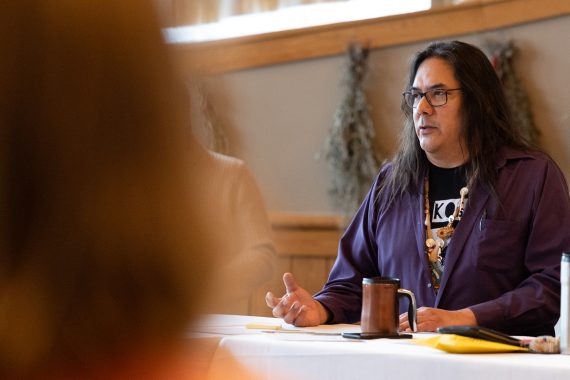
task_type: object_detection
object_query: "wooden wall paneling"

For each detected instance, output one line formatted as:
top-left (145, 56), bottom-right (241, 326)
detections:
top-left (248, 255), bottom-right (290, 317)
top-left (273, 229), bottom-right (342, 257)
top-left (290, 256), bottom-right (331, 296)
top-left (325, 257), bottom-right (337, 275)
top-left (248, 213), bottom-right (344, 317)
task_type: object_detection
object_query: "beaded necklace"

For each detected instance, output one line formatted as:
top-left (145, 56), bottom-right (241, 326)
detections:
top-left (423, 175), bottom-right (468, 290)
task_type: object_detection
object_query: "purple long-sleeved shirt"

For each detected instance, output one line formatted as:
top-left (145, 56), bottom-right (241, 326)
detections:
top-left (315, 147), bottom-right (570, 336)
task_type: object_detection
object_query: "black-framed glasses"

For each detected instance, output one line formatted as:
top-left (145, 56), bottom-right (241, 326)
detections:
top-left (402, 88), bottom-right (462, 108)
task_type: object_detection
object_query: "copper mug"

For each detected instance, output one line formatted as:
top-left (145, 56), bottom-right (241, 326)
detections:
top-left (361, 277), bottom-right (417, 337)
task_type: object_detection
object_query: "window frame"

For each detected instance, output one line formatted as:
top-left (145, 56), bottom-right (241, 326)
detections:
top-left (171, 0), bottom-right (570, 74)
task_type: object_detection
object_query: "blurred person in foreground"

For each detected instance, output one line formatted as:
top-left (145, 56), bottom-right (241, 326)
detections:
top-left (0, 1), bottom-right (248, 379)
top-left (267, 40), bottom-right (570, 336)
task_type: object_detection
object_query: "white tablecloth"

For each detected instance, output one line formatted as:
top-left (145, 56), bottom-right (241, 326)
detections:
top-left (190, 315), bottom-right (570, 380)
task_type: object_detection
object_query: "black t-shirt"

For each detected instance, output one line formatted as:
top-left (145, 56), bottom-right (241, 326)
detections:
top-left (428, 163), bottom-right (467, 262)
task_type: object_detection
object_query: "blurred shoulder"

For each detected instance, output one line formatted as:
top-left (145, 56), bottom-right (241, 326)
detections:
top-left (207, 151), bottom-right (246, 171)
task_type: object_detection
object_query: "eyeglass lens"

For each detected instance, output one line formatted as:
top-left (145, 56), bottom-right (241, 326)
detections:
top-left (404, 89), bottom-right (449, 108)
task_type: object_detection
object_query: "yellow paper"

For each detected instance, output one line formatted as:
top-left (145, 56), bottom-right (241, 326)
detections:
top-left (414, 334), bottom-right (528, 353)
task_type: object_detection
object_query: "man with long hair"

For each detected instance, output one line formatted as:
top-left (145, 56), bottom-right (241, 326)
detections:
top-left (267, 40), bottom-right (570, 336)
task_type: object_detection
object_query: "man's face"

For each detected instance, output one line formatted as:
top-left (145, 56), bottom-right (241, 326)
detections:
top-left (412, 57), bottom-right (466, 168)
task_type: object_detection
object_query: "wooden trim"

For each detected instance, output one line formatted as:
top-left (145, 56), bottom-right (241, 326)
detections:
top-left (269, 211), bottom-right (345, 230)
top-left (269, 212), bottom-right (344, 258)
top-left (172, 0), bottom-right (570, 74)
top-left (273, 229), bottom-right (342, 257)
top-left (250, 213), bottom-right (343, 315)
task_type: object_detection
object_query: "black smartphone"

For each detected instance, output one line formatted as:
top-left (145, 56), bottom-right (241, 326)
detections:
top-left (436, 325), bottom-right (522, 347)
top-left (342, 332), bottom-right (412, 340)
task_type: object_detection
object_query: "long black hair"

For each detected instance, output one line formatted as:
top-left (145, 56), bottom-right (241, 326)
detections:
top-left (382, 40), bottom-right (529, 201)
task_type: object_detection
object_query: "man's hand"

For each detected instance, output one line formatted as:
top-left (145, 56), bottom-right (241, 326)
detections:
top-left (399, 307), bottom-right (476, 332)
top-left (265, 272), bottom-right (329, 327)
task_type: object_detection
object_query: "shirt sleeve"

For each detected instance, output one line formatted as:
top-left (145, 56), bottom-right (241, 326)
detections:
top-left (314, 170), bottom-right (386, 323)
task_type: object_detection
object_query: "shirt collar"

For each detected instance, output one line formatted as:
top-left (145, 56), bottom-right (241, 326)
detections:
top-left (495, 146), bottom-right (534, 169)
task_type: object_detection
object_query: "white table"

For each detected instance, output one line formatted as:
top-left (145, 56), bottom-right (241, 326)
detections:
top-left (190, 315), bottom-right (570, 380)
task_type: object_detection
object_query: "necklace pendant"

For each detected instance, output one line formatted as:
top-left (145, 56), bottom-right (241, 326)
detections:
top-left (436, 238), bottom-right (445, 250)
top-left (428, 246), bottom-right (441, 263)
top-left (427, 239), bottom-right (442, 263)
top-left (437, 226), bottom-right (454, 239)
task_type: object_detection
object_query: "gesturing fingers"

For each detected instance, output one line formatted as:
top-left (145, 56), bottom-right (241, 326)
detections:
top-left (270, 294), bottom-right (286, 318)
top-left (281, 300), bottom-right (303, 325)
top-left (270, 293), bottom-right (297, 319)
top-left (283, 272), bottom-right (299, 293)
top-left (265, 291), bottom-right (281, 308)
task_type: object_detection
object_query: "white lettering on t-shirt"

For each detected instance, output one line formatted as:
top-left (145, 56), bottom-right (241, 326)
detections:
top-left (432, 198), bottom-right (460, 223)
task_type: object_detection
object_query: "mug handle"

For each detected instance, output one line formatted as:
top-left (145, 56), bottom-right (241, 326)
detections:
top-left (397, 289), bottom-right (417, 332)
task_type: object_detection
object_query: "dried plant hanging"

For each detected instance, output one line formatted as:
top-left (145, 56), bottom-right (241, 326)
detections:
top-left (323, 43), bottom-right (383, 217)
top-left (190, 79), bottom-right (229, 154)
top-left (487, 40), bottom-right (540, 146)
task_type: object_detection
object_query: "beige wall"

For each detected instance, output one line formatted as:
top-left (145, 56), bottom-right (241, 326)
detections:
top-left (189, 14), bottom-right (570, 215)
